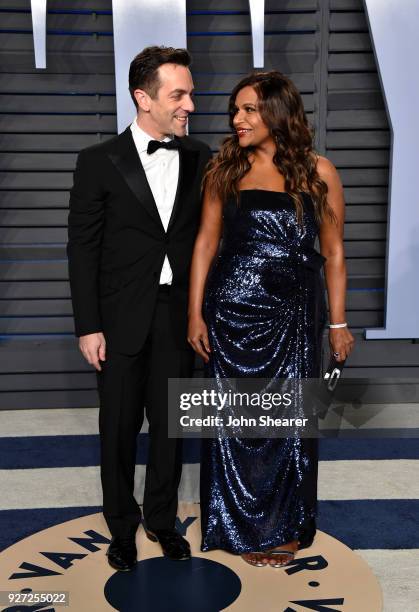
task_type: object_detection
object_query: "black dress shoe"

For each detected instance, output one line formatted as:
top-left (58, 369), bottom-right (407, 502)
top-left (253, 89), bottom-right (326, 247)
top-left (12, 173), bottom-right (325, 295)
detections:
top-left (145, 528), bottom-right (191, 560)
top-left (106, 536), bottom-right (137, 571)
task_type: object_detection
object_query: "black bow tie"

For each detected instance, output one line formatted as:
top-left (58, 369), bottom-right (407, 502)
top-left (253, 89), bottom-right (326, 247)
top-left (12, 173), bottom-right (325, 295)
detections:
top-left (147, 139), bottom-right (180, 155)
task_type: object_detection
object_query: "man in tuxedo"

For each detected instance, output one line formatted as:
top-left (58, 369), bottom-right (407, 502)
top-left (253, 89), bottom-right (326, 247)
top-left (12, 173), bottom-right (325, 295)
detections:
top-left (67, 46), bottom-right (211, 570)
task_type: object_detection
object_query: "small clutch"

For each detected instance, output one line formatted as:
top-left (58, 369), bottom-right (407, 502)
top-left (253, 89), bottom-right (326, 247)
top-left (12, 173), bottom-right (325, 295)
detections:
top-left (313, 354), bottom-right (347, 420)
top-left (323, 354), bottom-right (346, 393)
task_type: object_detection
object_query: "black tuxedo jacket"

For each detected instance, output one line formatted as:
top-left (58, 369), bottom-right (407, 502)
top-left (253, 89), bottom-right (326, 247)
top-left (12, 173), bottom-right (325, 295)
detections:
top-left (67, 126), bottom-right (212, 354)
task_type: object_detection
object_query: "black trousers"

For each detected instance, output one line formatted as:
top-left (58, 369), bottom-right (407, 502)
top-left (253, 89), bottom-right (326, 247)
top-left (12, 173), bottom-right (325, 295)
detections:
top-left (96, 285), bottom-right (194, 538)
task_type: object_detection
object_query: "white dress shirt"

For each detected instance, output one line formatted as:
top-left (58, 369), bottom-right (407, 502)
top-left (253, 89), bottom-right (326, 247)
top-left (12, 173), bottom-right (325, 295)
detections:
top-left (130, 118), bottom-right (179, 285)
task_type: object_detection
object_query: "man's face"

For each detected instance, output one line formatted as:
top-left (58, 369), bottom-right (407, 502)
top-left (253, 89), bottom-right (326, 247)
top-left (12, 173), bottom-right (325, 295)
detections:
top-left (135, 63), bottom-right (195, 138)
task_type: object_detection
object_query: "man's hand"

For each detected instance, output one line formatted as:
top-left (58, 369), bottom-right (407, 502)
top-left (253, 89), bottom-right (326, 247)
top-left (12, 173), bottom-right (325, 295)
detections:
top-left (79, 332), bottom-right (106, 371)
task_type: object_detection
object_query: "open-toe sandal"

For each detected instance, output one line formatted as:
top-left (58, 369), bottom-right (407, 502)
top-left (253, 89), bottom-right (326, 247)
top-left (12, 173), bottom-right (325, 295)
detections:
top-left (241, 552), bottom-right (267, 567)
top-left (265, 549), bottom-right (295, 568)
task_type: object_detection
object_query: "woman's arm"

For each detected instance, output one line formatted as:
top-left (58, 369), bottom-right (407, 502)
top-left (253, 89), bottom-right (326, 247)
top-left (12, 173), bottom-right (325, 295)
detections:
top-left (187, 186), bottom-right (224, 362)
top-left (317, 156), bottom-right (355, 361)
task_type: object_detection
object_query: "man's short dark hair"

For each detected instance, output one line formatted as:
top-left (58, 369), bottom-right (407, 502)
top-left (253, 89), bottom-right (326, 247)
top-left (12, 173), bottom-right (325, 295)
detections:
top-left (129, 46), bottom-right (192, 109)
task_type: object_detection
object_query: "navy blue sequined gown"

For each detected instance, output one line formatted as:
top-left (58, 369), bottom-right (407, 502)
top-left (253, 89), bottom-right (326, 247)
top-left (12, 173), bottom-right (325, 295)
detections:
top-left (200, 189), bottom-right (327, 554)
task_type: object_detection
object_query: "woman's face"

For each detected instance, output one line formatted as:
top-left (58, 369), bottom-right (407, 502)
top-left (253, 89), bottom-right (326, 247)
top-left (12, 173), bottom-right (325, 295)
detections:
top-left (232, 85), bottom-right (272, 148)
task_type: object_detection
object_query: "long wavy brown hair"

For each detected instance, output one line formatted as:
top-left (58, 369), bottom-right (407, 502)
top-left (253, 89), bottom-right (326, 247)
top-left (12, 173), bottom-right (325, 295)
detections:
top-left (203, 71), bottom-right (335, 225)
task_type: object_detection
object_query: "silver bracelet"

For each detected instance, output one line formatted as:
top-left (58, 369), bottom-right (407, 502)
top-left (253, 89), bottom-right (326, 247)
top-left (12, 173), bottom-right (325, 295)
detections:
top-left (329, 322), bottom-right (347, 329)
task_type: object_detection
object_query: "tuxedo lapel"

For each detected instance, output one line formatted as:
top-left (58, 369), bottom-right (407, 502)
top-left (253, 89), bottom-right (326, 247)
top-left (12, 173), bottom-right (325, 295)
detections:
top-left (107, 128), bottom-right (164, 231)
top-left (167, 139), bottom-right (199, 232)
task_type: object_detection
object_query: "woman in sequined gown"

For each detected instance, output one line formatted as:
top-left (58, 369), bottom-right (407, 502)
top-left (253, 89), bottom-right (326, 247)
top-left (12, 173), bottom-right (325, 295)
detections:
top-left (188, 71), bottom-right (354, 567)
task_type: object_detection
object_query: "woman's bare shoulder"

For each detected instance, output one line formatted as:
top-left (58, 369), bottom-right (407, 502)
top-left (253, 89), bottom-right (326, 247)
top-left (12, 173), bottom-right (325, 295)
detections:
top-left (315, 155), bottom-right (342, 188)
top-left (315, 155), bottom-right (336, 175)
